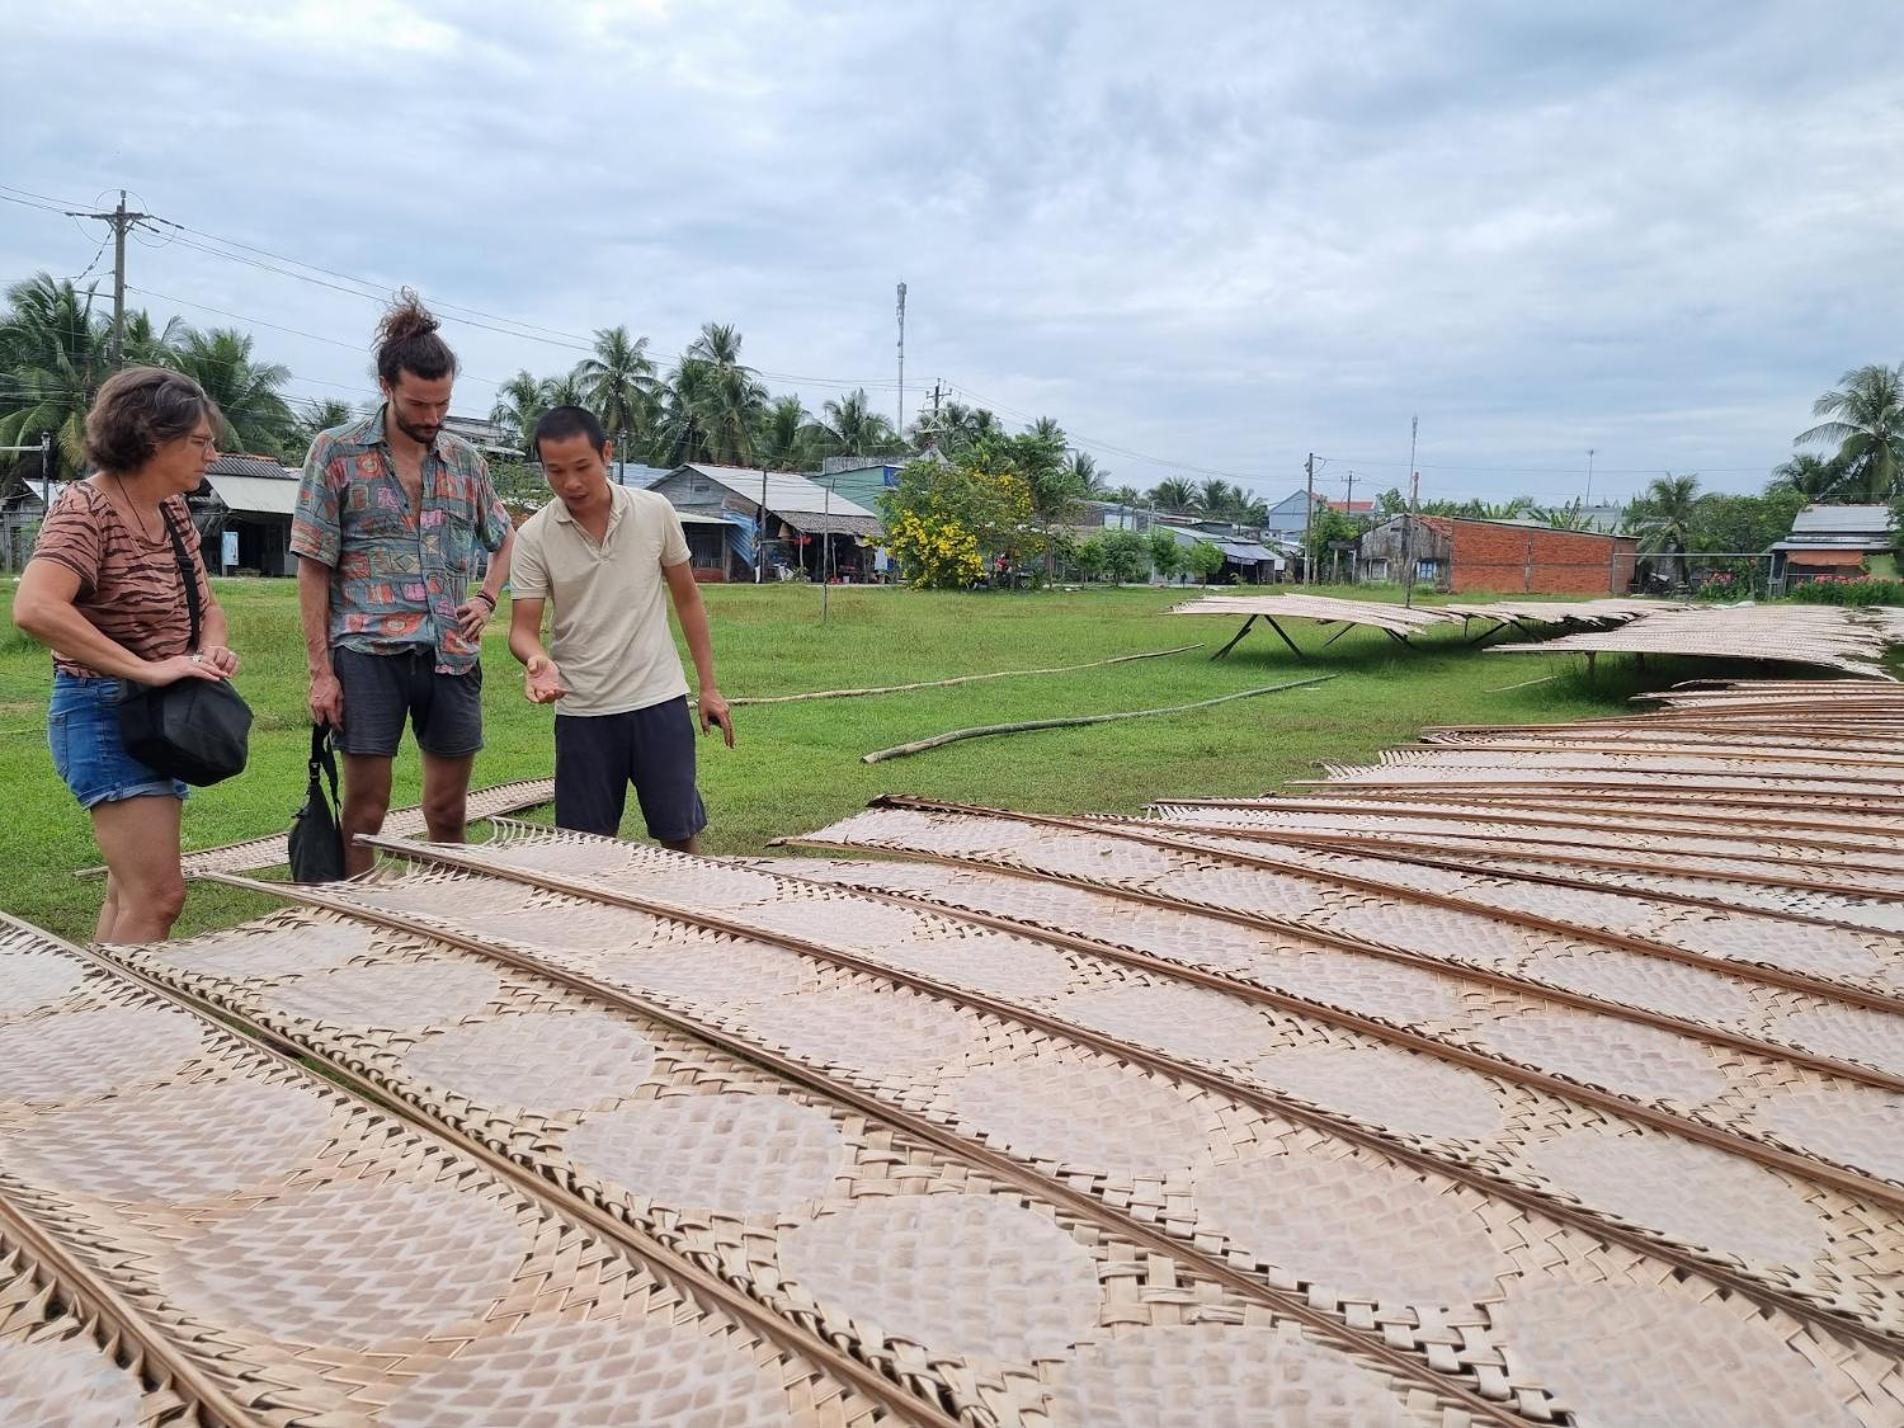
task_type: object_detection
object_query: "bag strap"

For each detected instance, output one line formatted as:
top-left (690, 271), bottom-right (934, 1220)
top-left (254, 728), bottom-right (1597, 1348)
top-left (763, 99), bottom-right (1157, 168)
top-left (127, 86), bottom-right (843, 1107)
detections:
top-left (158, 502), bottom-right (203, 651)
top-left (309, 723), bottom-right (340, 805)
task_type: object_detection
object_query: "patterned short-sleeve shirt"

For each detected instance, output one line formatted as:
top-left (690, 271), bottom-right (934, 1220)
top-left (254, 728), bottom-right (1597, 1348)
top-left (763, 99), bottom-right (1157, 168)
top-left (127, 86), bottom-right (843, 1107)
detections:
top-left (291, 406), bottom-right (511, 675)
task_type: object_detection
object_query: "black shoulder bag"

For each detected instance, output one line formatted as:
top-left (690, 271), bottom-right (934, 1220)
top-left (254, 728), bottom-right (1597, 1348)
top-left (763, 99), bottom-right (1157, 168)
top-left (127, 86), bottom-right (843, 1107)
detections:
top-left (288, 723), bottom-right (347, 882)
top-left (116, 504), bottom-right (253, 785)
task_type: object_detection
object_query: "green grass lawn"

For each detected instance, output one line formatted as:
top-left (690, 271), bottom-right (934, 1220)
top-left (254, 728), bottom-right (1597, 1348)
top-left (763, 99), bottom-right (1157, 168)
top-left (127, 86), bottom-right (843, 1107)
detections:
top-left (0, 578), bottom-right (1764, 944)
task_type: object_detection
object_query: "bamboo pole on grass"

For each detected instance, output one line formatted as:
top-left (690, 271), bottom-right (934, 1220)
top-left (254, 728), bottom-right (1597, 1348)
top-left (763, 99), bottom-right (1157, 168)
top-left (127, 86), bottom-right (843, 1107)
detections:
top-left (861, 674), bottom-right (1335, 763)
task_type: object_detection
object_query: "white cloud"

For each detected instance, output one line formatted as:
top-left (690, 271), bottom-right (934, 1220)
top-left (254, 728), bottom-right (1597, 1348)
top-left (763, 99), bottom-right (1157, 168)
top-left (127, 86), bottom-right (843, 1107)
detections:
top-left (3, 0), bottom-right (1901, 500)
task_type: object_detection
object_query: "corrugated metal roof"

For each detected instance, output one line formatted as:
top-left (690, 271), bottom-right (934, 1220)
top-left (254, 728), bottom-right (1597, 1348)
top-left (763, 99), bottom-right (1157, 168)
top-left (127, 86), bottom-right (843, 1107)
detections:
top-left (1217, 541), bottom-right (1276, 562)
top-left (678, 464), bottom-right (878, 520)
top-left (1791, 504), bottom-right (1892, 536)
top-left (207, 453), bottom-right (296, 481)
top-left (203, 472), bottom-right (300, 517)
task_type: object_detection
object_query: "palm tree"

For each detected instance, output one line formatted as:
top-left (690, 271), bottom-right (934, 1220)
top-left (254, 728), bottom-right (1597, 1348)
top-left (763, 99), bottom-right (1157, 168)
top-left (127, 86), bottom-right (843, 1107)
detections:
top-left (819, 388), bottom-right (899, 458)
top-left (169, 327), bottom-right (295, 456)
top-left (1110, 484), bottom-right (1142, 507)
top-left (680, 322), bottom-right (767, 466)
top-left (1065, 450), bottom-right (1110, 497)
top-left (1196, 477), bottom-right (1236, 519)
top-left (1796, 363), bottom-right (1904, 502)
top-left (290, 399), bottom-right (356, 456)
top-left (491, 370), bottom-right (551, 451)
top-left (758, 395), bottom-right (824, 471)
top-left (1630, 473), bottom-right (1701, 587)
top-left (542, 370), bottom-right (587, 411)
top-left (574, 326), bottom-right (659, 456)
top-left (1148, 478), bottom-right (1197, 513)
top-left (121, 310), bottom-right (185, 368)
top-left (0, 274), bottom-right (108, 475)
top-left (1770, 452), bottom-right (1853, 503)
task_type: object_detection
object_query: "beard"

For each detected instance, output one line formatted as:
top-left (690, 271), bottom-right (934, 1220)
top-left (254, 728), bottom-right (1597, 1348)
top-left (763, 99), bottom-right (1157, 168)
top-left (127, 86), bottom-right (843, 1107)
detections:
top-left (394, 411), bottom-right (441, 445)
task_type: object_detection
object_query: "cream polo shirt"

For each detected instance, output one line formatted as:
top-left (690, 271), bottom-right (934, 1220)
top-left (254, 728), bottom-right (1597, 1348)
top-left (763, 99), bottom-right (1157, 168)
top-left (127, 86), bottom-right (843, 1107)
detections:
top-left (509, 485), bottom-right (693, 717)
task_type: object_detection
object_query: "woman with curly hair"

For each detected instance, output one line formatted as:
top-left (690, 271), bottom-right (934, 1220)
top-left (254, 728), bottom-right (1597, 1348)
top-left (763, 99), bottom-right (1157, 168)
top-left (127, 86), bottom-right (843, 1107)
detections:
top-left (13, 366), bottom-right (239, 940)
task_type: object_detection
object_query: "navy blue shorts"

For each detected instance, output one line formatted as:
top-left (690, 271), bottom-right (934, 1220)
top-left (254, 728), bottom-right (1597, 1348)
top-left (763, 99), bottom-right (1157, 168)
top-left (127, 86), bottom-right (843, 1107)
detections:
top-left (47, 671), bottom-right (189, 808)
top-left (333, 647), bottom-right (484, 759)
top-left (553, 697), bottom-right (707, 842)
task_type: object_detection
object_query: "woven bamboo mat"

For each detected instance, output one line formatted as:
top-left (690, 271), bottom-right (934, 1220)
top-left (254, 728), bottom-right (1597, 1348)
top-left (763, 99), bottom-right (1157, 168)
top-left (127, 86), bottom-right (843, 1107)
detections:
top-left (794, 803), bottom-right (1904, 1077)
top-left (150, 864), bottom-right (1904, 1425)
top-left (240, 839), bottom-right (1904, 1361)
top-left (75, 777), bottom-right (556, 880)
top-left (0, 918), bottom-right (896, 1428)
top-left (113, 903), bottom-right (1510, 1426)
top-left (1487, 605), bottom-right (1902, 677)
top-left (0, 1243), bottom-right (186, 1428)
top-left (1144, 801), bottom-right (1904, 875)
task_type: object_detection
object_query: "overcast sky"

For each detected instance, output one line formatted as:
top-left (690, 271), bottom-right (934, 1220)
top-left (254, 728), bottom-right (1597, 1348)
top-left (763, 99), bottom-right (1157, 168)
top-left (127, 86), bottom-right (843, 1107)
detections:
top-left (4, 0), bottom-right (1901, 505)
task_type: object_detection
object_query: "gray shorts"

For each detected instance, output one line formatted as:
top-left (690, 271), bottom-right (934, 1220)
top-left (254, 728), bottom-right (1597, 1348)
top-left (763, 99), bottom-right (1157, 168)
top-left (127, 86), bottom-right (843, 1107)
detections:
top-left (553, 697), bottom-right (706, 841)
top-left (333, 647), bottom-right (484, 759)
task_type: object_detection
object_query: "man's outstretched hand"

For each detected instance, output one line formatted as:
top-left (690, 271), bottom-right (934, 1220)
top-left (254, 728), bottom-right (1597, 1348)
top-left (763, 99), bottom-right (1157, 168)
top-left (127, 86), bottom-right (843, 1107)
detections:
top-left (524, 655), bottom-right (569, 704)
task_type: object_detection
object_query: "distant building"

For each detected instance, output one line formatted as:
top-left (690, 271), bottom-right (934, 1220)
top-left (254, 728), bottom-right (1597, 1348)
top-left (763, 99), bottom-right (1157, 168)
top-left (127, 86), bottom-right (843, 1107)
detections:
top-left (1260, 489), bottom-right (1370, 539)
top-left (1357, 515), bottom-right (1638, 594)
top-left (809, 461), bottom-right (902, 514)
top-left (1769, 504), bottom-right (1896, 588)
top-left (611, 462), bottom-right (675, 490)
top-left (192, 454), bottom-right (302, 576)
top-left (647, 463), bottom-right (884, 582)
top-left (442, 415), bottom-right (521, 459)
top-left (1149, 521), bottom-right (1286, 584)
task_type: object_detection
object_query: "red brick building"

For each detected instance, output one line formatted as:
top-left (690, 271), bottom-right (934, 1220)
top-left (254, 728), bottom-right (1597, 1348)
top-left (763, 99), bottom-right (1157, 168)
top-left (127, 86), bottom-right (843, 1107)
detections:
top-left (1358, 516), bottom-right (1638, 595)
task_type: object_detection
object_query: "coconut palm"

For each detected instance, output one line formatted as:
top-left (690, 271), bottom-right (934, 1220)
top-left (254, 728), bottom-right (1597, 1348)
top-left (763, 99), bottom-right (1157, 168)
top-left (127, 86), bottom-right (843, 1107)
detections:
top-left (1770, 452), bottom-right (1853, 503)
top-left (819, 388), bottom-right (899, 458)
top-left (1796, 363), bottom-right (1904, 502)
top-left (1196, 477), bottom-right (1237, 518)
top-left (679, 322), bottom-right (767, 466)
top-left (169, 327), bottom-right (295, 456)
top-left (121, 310), bottom-right (185, 368)
top-left (1629, 473), bottom-right (1701, 586)
top-left (1110, 484), bottom-right (1142, 506)
top-left (759, 395), bottom-right (825, 472)
top-left (1065, 450), bottom-right (1110, 497)
top-left (290, 399), bottom-right (356, 457)
top-left (574, 326), bottom-right (659, 456)
top-left (542, 370), bottom-right (587, 411)
top-left (0, 274), bottom-right (109, 475)
top-left (490, 370), bottom-right (551, 451)
top-left (1148, 478), bottom-right (1198, 513)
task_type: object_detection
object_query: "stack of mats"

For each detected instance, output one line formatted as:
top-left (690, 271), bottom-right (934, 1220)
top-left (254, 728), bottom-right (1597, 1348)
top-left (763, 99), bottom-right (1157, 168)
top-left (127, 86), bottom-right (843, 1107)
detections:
top-left (3, 677), bottom-right (1902, 1424)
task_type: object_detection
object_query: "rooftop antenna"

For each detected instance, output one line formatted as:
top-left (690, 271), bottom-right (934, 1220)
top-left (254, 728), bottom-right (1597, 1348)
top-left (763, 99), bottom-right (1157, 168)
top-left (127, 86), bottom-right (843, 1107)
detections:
top-left (896, 282), bottom-right (907, 437)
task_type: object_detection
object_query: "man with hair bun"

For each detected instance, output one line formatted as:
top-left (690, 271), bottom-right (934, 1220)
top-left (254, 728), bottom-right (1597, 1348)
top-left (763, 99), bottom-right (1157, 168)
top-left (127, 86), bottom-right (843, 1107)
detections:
top-left (292, 293), bottom-right (516, 875)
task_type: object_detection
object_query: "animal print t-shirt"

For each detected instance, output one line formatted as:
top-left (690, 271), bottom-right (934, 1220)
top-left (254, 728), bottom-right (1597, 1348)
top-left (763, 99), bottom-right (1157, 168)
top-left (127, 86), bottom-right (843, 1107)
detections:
top-left (31, 480), bottom-right (209, 678)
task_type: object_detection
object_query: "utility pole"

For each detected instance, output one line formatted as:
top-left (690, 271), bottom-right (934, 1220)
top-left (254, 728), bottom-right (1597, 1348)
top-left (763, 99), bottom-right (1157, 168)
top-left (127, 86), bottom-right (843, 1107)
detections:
top-left (1585, 447), bottom-right (1596, 507)
top-left (1302, 452), bottom-right (1315, 585)
top-left (1343, 469), bottom-right (1356, 515)
top-left (820, 476), bottom-right (832, 625)
top-left (895, 282), bottom-right (907, 438)
top-left (755, 468), bottom-right (768, 584)
top-left (1401, 415), bottom-right (1420, 608)
top-left (67, 191), bottom-right (152, 369)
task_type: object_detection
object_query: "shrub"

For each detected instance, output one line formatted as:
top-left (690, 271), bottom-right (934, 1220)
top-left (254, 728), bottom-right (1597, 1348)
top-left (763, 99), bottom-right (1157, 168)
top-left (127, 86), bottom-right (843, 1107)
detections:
top-left (1787, 577), bottom-right (1904, 606)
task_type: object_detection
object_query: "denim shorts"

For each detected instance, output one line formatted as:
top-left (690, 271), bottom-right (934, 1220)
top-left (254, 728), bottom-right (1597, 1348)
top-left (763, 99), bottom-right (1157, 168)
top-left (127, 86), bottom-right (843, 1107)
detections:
top-left (47, 671), bottom-right (189, 809)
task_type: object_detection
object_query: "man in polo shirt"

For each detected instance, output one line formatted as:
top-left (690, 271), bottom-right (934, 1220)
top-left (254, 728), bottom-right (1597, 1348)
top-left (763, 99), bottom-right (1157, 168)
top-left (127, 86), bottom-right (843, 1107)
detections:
top-left (507, 406), bottom-right (733, 849)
